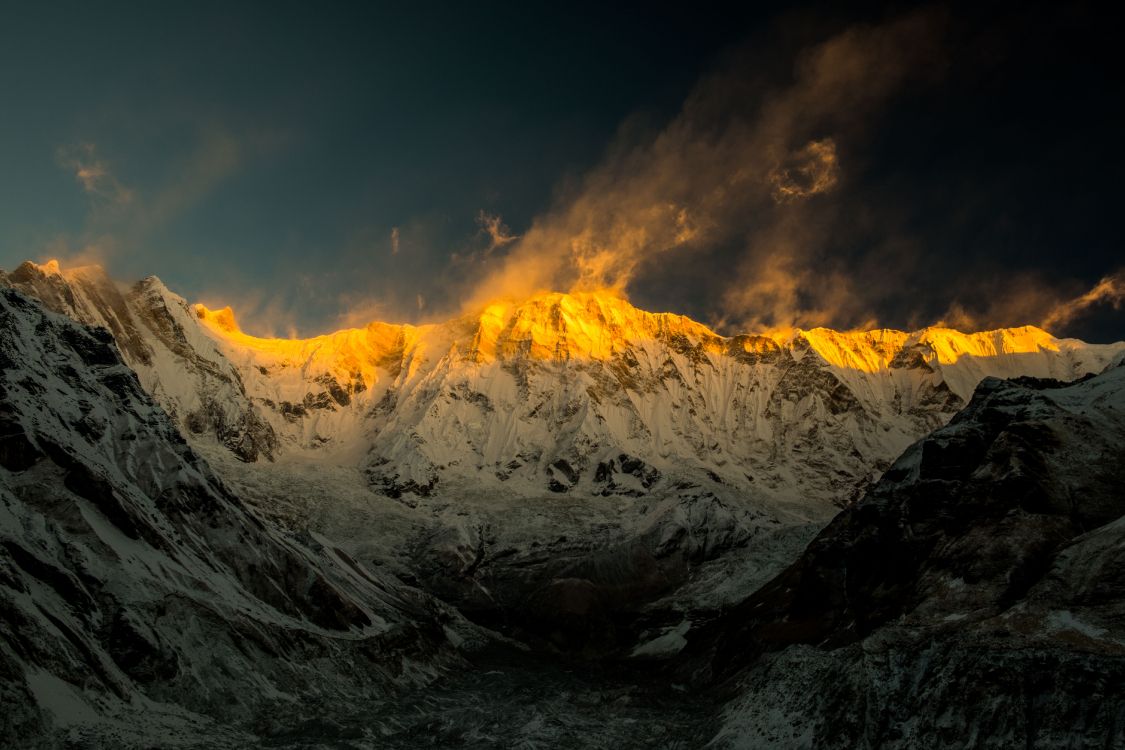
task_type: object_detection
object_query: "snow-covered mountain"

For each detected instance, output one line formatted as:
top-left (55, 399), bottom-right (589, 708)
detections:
top-left (5, 258), bottom-right (1125, 746)
top-left (1, 260), bottom-right (278, 462)
top-left (692, 360), bottom-right (1125, 748)
top-left (6, 259), bottom-right (1122, 513)
top-left (5, 258), bottom-right (1124, 652)
top-left (195, 289), bottom-right (1123, 514)
top-left (0, 286), bottom-right (472, 747)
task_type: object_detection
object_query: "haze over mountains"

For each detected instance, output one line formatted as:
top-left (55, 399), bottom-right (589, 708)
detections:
top-left (3, 258), bottom-right (1125, 747)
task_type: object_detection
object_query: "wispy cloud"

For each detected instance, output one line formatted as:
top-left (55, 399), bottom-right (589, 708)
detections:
top-left (1041, 272), bottom-right (1125, 333)
top-left (769, 139), bottom-right (839, 203)
top-left (56, 143), bottom-right (133, 206)
top-left (333, 291), bottom-right (393, 330)
top-left (51, 126), bottom-right (270, 273)
top-left (476, 210), bottom-right (518, 252)
top-left (458, 7), bottom-right (949, 332)
top-left (138, 127), bottom-right (241, 233)
top-left (390, 226), bottom-right (400, 255)
top-left (928, 268), bottom-right (1125, 338)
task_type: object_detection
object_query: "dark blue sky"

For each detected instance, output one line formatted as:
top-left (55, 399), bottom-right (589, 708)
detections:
top-left (1, 1), bottom-right (1121, 340)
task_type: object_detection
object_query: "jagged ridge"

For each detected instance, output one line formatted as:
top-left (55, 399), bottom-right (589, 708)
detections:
top-left (694, 361), bottom-right (1125, 749)
top-left (5, 258), bottom-right (1125, 653)
top-left (0, 286), bottom-right (470, 746)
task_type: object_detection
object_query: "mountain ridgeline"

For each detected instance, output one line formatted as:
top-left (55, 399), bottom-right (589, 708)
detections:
top-left (0, 284), bottom-right (472, 747)
top-left (3, 258), bottom-right (1125, 748)
top-left (4, 260), bottom-right (1120, 512)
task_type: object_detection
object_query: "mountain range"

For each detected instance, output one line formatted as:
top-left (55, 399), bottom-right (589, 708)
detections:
top-left (2, 258), bottom-right (1124, 747)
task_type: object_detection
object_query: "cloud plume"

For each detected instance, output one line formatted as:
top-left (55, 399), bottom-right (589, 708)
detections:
top-left (57, 143), bottom-right (133, 206)
top-left (769, 139), bottom-right (839, 203)
top-left (458, 7), bottom-right (949, 332)
top-left (1041, 272), bottom-right (1125, 333)
top-left (48, 126), bottom-right (276, 280)
top-left (477, 210), bottom-right (518, 252)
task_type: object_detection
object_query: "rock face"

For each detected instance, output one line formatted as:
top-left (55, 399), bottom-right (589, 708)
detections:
top-left (189, 288), bottom-right (1122, 512)
top-left (9, 260), bottom-right (1122, 511)
top-left (2, 261), bottom-right (279, 462)
top-left (0, 287), bottom-right (466, 747)
top-left (6, 259), bottom-right (1125, 654)
top-left (4, 258), bottom-right (1125, 747)
top-left (690, 364), bottom-right (1125, 749)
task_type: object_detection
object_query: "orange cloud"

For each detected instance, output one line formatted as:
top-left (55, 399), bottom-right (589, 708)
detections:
top-left (769, 139), bottom-right (839, 203)
top-left (477, 211), bottom-right (518, 252)
top-left (1041, 272), bottom-right (1125, 333)
top-left (56, 143), bottom-right (133, 206)
top-left (456, 7), bottom-right (948, 332)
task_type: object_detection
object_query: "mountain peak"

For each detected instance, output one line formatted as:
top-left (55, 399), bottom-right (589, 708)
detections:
top-left (467, 289), bottom-right (719, 363)
top-left (194, 303), bottom-right (242, 335)
top-left (8, 259), bottom-right (60, 283)
top-left (188, 286), bottom-right (1101, 373)
top-left (785, 323), bottom-right (1066, 373)
top-left (20, 258), bottom-right (108, 278)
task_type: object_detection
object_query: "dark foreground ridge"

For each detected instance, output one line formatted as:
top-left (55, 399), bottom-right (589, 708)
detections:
top-left (682, 367), bottom-right (1125, 747)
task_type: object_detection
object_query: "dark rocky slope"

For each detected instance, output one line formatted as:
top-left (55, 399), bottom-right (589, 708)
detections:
top-left (0, 287), bottom-right (468, 748)
top-left (686, 366), bottom-right (1125, 748)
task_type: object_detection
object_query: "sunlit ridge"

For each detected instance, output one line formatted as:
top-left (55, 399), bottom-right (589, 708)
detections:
top-left (193, 288), bottom-right (1070, 374)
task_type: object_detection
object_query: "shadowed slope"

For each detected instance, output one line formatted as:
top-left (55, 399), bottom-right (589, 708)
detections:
top-left (687, 363), bottom-right (1125, 748)
top-left (0, 287), bottom-right (467, 747)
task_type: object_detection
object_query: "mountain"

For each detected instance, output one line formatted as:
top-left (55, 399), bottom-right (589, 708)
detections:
top-left (5, 258), bottom-right (1125, 651)
top-left (0, 286), bottom-right (473, 747)
top-left (1, 260), bottom-right (279, 462)
top-left (8, 261), bottom-right (1121, 505)
top-left (193, 285), bottom-right (1121, 510)
top-left (687, 362), bottom-right (1125, 748)
top-left (4, 258), bottom-right (1125, 746)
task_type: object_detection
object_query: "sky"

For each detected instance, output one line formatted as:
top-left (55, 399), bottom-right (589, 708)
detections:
top-left (1, 1), bottom-right (1121, 341)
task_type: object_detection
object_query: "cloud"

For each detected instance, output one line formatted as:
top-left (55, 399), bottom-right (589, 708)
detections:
top-left (457, 6), bottom-right (948, 330)
top-left (924, 268), bottom-right (1125, 338)
top-left (194, 283), bottom-right (304, 339)
top-left (34, 235), bottom-right (115, 271)
top-left (717, 214), bottom-right (877, 334)
top-left (932, 273), bottom-right (1065, 333)
top-left (1041, 272), bottom-right (1125, 333)
top-left (337, 4), bottom-right (1113, 339)
top-left (391, 226), bottom-right (400, 255)
top-left (333, 292), bottom-right (393, 330)
top-left (56, 143), bottom-right (133, 206)
top-left (53, 126), bottom-right (268, 275)
top-left (139, 127), bottom-right (241, 232)
top-left (477, 210), bottom-right (518, 252)
top-left (769, 139), bottom-right (839, 203)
